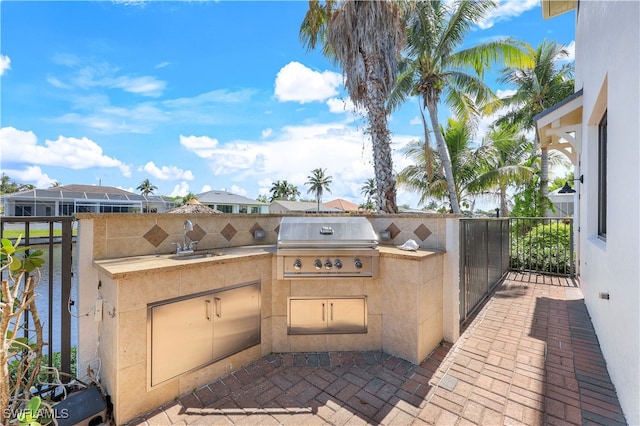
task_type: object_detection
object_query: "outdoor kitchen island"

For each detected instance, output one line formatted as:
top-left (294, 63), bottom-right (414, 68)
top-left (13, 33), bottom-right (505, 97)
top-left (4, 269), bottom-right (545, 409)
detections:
top-left (77, 214), bottom-right (458, 424)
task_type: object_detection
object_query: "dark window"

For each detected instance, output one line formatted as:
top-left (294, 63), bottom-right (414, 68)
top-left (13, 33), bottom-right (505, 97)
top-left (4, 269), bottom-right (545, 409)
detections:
top-left (218, 205), bottom-right (233, 213)
top-left (598, 111), bottom-right (607, 240)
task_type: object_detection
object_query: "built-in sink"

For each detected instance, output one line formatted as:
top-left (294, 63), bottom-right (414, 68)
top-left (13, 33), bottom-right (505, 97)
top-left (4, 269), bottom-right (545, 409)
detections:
top-left (167, 251), bottom-right (224, 261)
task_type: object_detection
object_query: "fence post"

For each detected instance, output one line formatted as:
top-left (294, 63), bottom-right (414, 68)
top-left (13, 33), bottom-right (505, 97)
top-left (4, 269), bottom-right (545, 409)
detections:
top-left (61, 218), bottom-right (73, 376)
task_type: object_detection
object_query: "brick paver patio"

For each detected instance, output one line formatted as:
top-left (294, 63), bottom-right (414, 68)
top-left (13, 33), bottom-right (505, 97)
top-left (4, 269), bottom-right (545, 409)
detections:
top-left (128, 272), bottom-right (627, 425)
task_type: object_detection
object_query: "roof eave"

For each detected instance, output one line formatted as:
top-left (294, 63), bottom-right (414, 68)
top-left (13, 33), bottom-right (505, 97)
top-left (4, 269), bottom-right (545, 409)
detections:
top-left (541, 0), bottom-right (577, 19)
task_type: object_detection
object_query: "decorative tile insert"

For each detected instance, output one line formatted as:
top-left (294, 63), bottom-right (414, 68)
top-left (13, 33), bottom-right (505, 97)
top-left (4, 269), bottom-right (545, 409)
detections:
top-left (385, 223), bottom-right (401, 239)
top-left (188, 224), bottom-right (207, 243)
top-left (249, 223), bottom-right (264, 235)
top-left (143, 225), bottom-right (169, 247)
top-left (414, 224), bottom-right (432, 241)
top-left (221, 223), bottom-right (237, 241)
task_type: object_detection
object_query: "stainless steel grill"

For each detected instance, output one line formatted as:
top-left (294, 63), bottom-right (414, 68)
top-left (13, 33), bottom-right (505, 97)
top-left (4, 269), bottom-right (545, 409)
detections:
top-left (276, 216), bottom-right (379, 279)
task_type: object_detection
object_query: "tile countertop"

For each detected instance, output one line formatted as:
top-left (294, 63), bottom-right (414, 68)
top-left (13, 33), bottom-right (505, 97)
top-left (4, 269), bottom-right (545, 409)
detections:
top-left (378, 245), bottom-right (444, 260)
top-left (93, 244), bottom-right (444, 279)
top-left (93, 244), bottom-right (276, 279)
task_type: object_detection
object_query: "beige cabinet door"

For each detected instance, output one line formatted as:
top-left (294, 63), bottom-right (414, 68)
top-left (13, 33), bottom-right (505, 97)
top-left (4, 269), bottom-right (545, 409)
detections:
top-left (288, 297), bottom-right (367, 334)
top-left (212, 282), bottom-right (261, 360)
top-left (150, 295), bottom-right (214, 386)
top-left (289, 298), bottom-right (326, 333)
top-left (328, 298), bottom-right (367, 333)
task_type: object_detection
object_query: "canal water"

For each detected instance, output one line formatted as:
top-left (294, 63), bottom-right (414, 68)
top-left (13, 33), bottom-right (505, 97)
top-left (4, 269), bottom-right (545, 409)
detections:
top-left (11, 244), bottom-right (80, 353)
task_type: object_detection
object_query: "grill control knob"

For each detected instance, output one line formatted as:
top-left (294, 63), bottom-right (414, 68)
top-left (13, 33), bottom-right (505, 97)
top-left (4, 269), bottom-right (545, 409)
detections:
top-left (334, 259), bottom-right (343, 269)
top-left (293, 259), bottom-right (302, 270)
top-left (354, 258), bottom-right (363, 269)
top-left (324, 260), bottom-right (333, 269)
top-left (314, 259), bottom-right (323, 269)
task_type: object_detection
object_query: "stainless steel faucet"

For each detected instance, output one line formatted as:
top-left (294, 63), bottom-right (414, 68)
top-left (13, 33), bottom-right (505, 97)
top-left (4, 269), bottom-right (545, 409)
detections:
top-left (174, 219), bottom-right (198, 254)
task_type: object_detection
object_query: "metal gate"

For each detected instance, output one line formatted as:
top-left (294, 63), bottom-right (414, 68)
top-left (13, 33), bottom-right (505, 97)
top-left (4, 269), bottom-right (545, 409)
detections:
top-left (459, 219), bottom-right (510, 323)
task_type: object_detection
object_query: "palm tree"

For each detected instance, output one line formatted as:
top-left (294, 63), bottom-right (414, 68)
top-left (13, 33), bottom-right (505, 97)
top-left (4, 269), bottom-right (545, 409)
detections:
top-left (361, 178), bottom-right (377, 211)
top-left (269, 180), bottom-right (300, 202)
top-left (398, 118), bottom-right (486, 212)
top-left (390, 0), bottom-right (531, 214)
top-left (305, 168), bottom-right (332, 212)
top-left (473, 123), bottom-right (535, 216)
top-left (300, 0), bottom-right (403, 213)
top-left (137, 178), bottom-right (158, 213)
top-left (496, 39), bottom-right (574, 214)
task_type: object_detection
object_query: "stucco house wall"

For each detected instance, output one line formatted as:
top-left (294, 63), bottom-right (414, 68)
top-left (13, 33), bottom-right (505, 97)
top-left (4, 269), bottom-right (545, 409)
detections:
top-left (574, 1), bottom-right (640, 423)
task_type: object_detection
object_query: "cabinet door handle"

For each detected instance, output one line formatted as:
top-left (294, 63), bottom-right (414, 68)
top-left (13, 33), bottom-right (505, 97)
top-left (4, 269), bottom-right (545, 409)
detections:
top-left (215, 297), bottom-right (222, 318)
top-left (330, 302), bottom-right (334, 321)
top-left (206, 299), bottom-right (212, 321)
top-left (322, 303), bottom-right (325, 322)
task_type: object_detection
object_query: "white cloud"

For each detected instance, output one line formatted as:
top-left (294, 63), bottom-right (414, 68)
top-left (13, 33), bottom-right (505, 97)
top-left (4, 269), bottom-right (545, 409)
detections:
top-left (53, 102), bottom-right (168, 134)
top-left (230, 185), bottom-right (247, 196)
top-left (180, 135), bottom-right (219, 158)
top-left (0, 55), bottom-right (11, 76)
top-left (51, 58), bottom-right (166, 97)
top-left (200, 185), bottom-right (212, 193)
top-left (409, 116), bottom-right (422, 126)
top-left (47, 75), bottom-right (72, 89)
top-left (478, 0), bottom-right (539, 29)
top-left (261, 128), bottom-right (273, 139)
top-left (274, 62), bottom-right (342, 103)
top-left (179, 121), bottom-right (421, 203)
top-left (562, 40), bottom-right (575, 62)
top-left (326, 97), bottom-right (355, 114)
top-left (170, 181), bottom-right (190, 198)
top-left (164, 88), bottom-right (255, 109)
top-left (0, 126), bottom-right (131, 175)
top-left (2, 166), bottom-right (55, 188)
top-left (111, 75), bottom-right (166, 97)
top-left (140, 161), bottom-right (194, 181)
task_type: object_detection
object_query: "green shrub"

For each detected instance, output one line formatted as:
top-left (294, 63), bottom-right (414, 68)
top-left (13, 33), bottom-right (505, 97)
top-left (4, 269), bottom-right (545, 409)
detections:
top-left (510, 222), bottom-right (573, 274)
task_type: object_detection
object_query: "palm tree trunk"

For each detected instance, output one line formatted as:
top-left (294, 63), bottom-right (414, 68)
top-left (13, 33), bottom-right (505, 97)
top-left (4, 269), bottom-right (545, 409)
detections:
top-left (540, 146), bottom-right (549, 215)
top-left (500, 184), bottom-right (509, 217)
top-left (426, 103), bottom-right (461, 214)
top-left (364, 69), bottom-right (397, 213)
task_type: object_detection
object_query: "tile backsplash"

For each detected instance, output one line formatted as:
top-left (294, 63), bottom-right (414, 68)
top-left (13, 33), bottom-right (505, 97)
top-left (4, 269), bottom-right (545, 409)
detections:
top-left (76, 213), bottom-right (452, 260)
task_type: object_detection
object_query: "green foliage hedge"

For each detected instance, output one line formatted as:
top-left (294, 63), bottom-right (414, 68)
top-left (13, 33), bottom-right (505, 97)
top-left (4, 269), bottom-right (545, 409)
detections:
top-left (510, 221), bottom-right (573, 275)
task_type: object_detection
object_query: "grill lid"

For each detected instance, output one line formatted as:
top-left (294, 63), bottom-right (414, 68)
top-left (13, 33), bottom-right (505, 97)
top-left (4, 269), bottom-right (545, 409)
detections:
top-left (277, 216), bottom-right (378, 249)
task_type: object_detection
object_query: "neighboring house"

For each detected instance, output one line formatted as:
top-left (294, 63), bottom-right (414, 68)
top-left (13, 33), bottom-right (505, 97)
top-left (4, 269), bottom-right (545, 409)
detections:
top-left (324, 198), bottom-right (361, 212)
top-left (1, 184), bottom-right (175, 216)
top-left (547, 182), bottom-right (575, 218)
top-left (536, 1), bottom-right (639, 423)
top-left (269, 200), bottom-right (342, 214)
top-left (197, 190), bottom-right (268, 214)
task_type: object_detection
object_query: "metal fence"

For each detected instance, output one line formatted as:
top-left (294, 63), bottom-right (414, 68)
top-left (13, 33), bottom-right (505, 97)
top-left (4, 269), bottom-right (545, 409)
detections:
top-left (509, 217), bottom-right (574, 277)
top-left (459, 219), bottom-right (510, 323)
top-left (0, 216), bottom-right (75, 376)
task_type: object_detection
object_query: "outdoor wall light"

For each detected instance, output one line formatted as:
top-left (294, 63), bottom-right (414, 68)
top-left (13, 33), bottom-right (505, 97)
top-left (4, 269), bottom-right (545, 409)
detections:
top-left (253, 229), bottom-right (266, 240)
top-left (379, 230), bottom-right (391, 241)
top-left (558, 182), bottom-right (576, 194)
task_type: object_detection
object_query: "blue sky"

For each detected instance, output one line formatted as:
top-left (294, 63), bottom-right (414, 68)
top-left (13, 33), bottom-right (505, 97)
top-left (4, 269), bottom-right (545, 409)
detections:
top-left (0, 1), bottom-right (575, 208)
